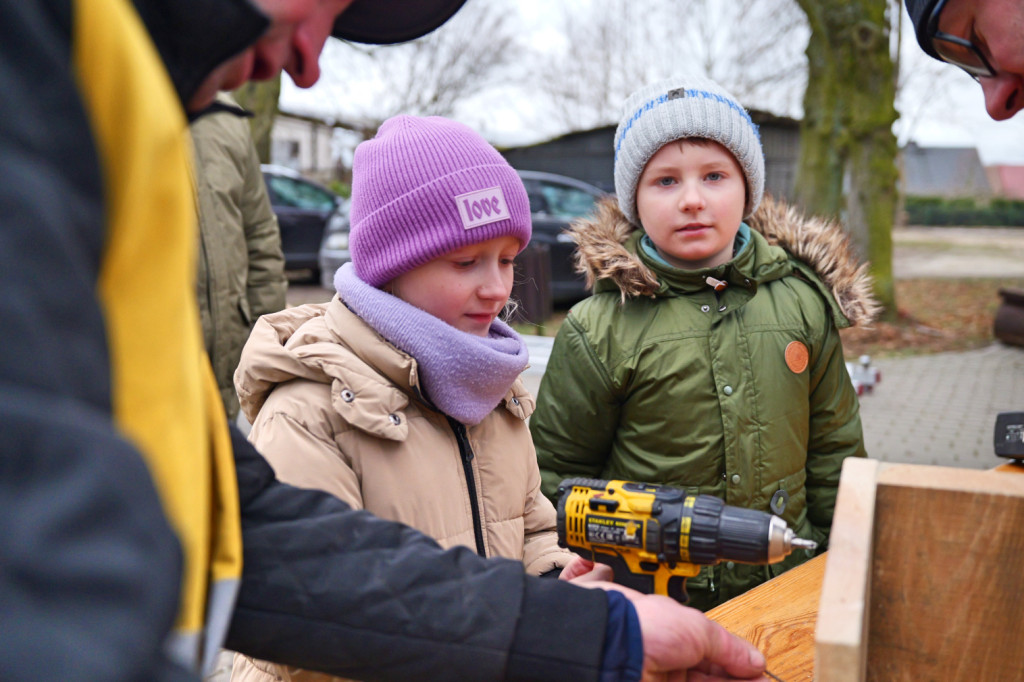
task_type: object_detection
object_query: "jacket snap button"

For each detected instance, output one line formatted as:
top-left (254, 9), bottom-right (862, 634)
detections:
top-left (726, 561), bottom-right (735, 570)
top-left (701, 304), bottom-right (710, 312)
top-left (771, 489), bottom-right (790, 515)
top-left (511, 397), bottom-right (520, 406)
top-left (341, 389), bottom-right (355, 402)
top-left (723, 385), bottom-right (733, 396)
top-left (389, 414), bottom-right (401, 425)
top-left (718, 305), bottom-right (727, 312)
top-left (731, 474), bottom-right (741, 484)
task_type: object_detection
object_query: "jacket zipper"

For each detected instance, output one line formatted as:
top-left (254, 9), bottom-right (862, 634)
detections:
top-left (447, 417), bottom-right (487, 557)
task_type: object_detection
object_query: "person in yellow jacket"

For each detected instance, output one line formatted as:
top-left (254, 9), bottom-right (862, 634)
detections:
top-left (0, 1), bottom-right (769, 681)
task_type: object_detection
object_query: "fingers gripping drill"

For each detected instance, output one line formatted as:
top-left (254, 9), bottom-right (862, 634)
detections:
top-left (556, 478), bottom-right (817, 603)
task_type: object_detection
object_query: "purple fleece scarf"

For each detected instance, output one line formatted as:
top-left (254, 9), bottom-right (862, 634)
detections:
top-left (335, 263), bottom-right (529, 425)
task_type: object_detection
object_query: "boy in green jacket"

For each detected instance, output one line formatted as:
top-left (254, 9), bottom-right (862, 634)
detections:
top-left (531, 73), bottom-right (876, 611)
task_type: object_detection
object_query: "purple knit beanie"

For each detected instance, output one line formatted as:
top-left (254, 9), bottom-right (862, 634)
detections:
top-left (348, 115), bottom-right (532, 287)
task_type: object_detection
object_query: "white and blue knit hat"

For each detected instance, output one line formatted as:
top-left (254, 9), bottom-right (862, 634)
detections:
top-left (613, 74), bottom-right (765, 224)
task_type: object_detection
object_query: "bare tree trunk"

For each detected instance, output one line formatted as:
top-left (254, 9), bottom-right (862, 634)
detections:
top-left (233, 75), bottom-right (281, 164)
top-left (795, 0), bottom-right (898, 318)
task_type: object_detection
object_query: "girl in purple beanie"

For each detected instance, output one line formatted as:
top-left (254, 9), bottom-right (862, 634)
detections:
top-left (230, 115), bottom-right (603, 682)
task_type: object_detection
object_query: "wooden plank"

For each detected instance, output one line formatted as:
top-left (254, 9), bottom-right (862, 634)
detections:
top-left (706, 462), bottom-right (1024, 681)
top-left (707, 553), bottom-right (826, 681)
top-left (876, 462), bottom-right (1024, 493)
top-left (814, 457), bottom-right (879, 682)
top-left (866, 464), bottom-right (1024, 681)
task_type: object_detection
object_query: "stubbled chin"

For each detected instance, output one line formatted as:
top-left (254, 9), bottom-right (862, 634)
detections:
top-left (187, 52), bottom-right (254, 112)
top-left (221, 51), bottom-right (256, 90)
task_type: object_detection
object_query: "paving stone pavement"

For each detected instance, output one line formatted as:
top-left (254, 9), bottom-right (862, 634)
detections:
top-left (853, 342), bottom-right (1024, 469)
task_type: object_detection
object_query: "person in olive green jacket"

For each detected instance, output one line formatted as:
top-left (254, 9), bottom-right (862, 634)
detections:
top-left (191, 92), bottom-right (287, 420)
top-left (531, 74), bottom-right (878, 611)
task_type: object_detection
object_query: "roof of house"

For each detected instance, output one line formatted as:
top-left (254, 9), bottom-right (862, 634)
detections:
top-left (987, 165), bottom-right (1024, 199)
top-left (902, 142), bottom-right (992, 198)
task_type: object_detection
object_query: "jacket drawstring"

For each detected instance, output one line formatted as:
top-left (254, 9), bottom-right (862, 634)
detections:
top-left (705, 276), bottom-right (728, 292)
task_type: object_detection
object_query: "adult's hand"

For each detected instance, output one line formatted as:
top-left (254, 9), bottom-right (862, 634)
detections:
top-left (630, 592), bottom-right (767, 681)
top-left (584, 581), bottom-right (767, 681)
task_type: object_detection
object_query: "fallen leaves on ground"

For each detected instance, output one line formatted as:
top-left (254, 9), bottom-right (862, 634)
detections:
top-left (840, 278), bottom-right (1024, 359)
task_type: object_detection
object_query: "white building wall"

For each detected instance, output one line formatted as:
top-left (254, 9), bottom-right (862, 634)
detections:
top-left (270, 115), bottom-right (336, 180)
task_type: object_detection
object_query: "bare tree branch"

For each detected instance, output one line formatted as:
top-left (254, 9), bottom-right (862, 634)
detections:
top-left (297, 0), bottom-right (526, 141)
top-left (536, 0), bottom-right (808, 131)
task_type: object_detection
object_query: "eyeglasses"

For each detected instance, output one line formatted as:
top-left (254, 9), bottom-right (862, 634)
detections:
top-left (927, 0), bottom-right (996, 80)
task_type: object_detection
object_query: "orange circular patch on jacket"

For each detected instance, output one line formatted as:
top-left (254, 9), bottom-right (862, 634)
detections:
top-left (785, 341), bottom-right (809, 374)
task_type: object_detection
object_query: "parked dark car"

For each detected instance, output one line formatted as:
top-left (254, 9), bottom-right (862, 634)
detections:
top-left (516, 170), bottom-right (607, 305)
top-left (318, 202), bottom-right (351, 289)
top-left (261, 164), bottom-right (346, 279)
top-left (316, 169), bottom-right (606, 301)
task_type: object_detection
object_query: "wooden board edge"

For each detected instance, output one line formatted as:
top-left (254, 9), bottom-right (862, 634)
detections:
top-left (814, 457), bottom-right (879, 682)
top-left (876, 461), bottom-right (1024, 496)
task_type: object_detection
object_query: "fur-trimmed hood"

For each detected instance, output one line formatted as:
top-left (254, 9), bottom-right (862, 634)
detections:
top-left (569, 195), bottom-right (880, 327)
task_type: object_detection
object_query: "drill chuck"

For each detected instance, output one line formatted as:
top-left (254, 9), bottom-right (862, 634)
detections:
top-left (688, 495), bottom-right (817, 564)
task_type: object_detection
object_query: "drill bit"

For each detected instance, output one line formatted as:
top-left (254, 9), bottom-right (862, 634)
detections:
top-left (764, 670), bottom-right (786, 682)
top-left (790, 537), bottom-right (817, 551)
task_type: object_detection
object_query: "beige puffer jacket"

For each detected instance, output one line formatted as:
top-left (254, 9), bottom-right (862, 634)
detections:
top-left (231, 296), bottom-right (574, 682)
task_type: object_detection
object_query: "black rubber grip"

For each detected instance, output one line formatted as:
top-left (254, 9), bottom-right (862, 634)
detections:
top-left (555, 478), bottom-right (610, 548)
top-left (686, 495), bottom-right (771, 564)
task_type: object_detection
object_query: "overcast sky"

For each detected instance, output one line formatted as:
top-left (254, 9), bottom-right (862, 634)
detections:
top-left (909, 85), bottom-right (1024, 166)
top-left (282, 1), bottom-right (1024, 166)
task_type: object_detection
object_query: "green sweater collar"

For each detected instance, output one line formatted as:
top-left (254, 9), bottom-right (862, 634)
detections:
top-left (632, 223), bottom-right (790, 295)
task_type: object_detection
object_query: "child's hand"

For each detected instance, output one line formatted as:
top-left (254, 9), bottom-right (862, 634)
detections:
top-left (559, 555), bottom-right (615, 584)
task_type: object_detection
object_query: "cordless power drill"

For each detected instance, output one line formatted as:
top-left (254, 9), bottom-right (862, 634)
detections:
top-left (556, 478), bottom-right (817, 603)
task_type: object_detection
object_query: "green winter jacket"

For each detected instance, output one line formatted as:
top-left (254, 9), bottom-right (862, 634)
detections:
top-left (192, 93), bottom-right (287, 419)
top-left (531, 196), bottom-right (878, 610)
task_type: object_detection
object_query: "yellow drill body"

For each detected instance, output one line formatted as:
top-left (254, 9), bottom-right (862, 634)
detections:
top-left (556, 478), bottom-right (816, 603)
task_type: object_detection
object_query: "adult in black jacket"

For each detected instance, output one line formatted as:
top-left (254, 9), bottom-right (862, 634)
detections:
top-left (0, 1), bottom-right (767, 681)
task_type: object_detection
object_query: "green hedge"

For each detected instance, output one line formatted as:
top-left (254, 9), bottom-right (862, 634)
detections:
top-left (905, 197), bottom-right (1024, 226)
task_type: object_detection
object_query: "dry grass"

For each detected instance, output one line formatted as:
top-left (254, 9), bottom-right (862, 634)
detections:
top-left (839, 278), bottom-right (1024, 359)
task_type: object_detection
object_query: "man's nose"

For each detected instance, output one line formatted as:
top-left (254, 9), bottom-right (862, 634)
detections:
top-left (285, 33), bottom-right (324, 89)
top-left (981, 75), bottom-right (1023, 121)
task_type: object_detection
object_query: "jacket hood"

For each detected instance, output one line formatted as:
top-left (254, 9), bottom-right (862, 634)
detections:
top-left (570, 195), bottom-right (880, 327)
top-left (234, 300), bottom-right (415, 426)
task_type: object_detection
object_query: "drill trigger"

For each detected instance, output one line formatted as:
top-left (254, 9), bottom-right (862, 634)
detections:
top-left (667, 575), bottom-right (689, 604)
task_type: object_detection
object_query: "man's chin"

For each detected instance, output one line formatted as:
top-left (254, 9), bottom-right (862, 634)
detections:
top-left (186, 53), bottom-right (254, 113)
top-left (186, 86), bottom-right (218, 114)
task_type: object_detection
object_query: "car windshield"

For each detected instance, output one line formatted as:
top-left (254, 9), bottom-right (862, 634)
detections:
top-left (538, 182), bottom-right (598, 219)
top-left (267, 174), bottom-right (337, 211)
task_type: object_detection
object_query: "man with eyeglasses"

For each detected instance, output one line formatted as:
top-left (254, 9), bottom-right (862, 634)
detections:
top-left (906, 0), bottom-right (1023, 121)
